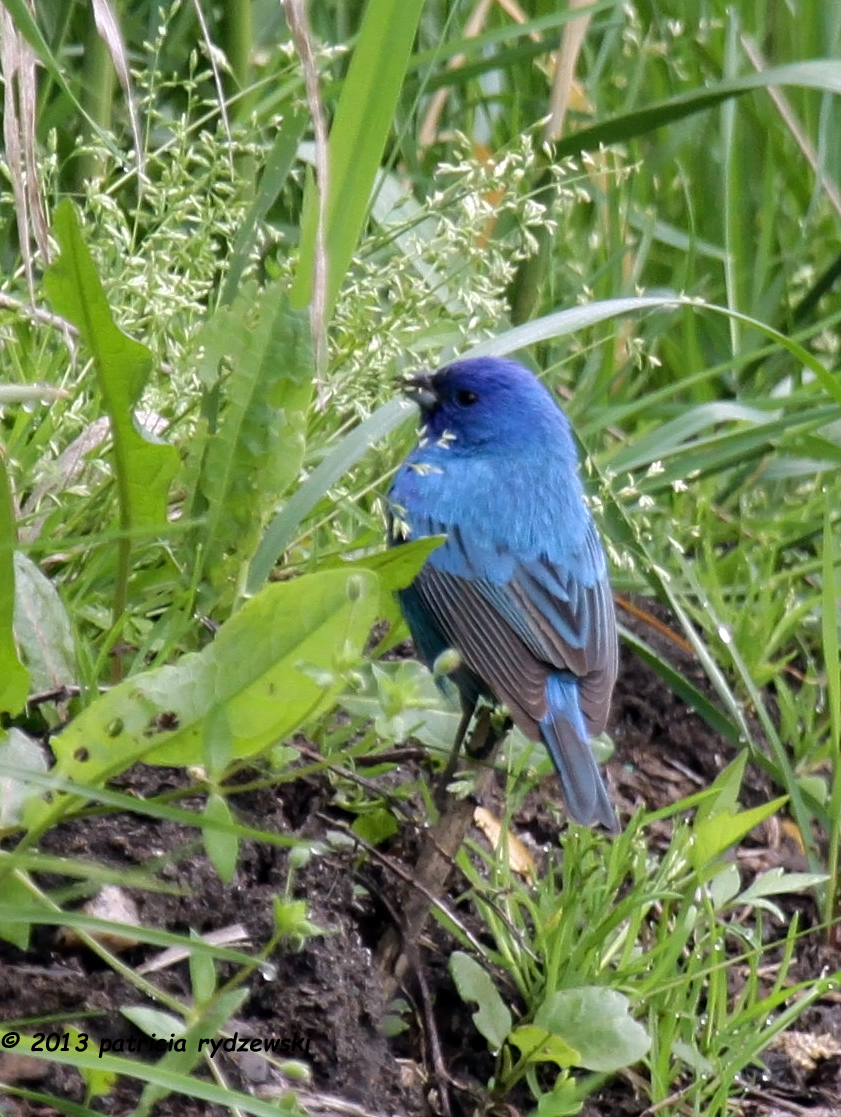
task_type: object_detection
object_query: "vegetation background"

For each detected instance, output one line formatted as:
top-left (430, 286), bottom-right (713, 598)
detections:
top-left (0, 1), bottom-right (840, 1114)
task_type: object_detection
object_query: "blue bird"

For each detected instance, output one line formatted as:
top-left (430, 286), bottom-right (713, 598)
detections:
top-left (388, 356), bottom-right (618, 829)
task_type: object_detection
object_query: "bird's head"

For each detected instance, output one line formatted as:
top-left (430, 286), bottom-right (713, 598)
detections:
top-left (402, 357), bottom-right (572, 454)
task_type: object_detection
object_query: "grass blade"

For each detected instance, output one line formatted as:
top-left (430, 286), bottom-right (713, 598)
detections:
top-left (555, 59), bottom-right (841, 159)
top-left (0, 456), bottom-right (29, 715)
top-left (292, 0), bottom-right (426, 319)
top-left (246, 396), bottom-right (414, 594)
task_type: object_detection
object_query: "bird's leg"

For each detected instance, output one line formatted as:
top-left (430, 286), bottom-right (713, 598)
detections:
top-left (434, 700), bottom-right (512, 808)
top-left (466, 701), bottom-right (512, 759)
top-left (434, 700), bottom-right (474, 810)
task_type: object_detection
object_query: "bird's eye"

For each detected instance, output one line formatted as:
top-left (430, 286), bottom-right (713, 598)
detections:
top-left (456, 389), bottom-right (479, 406)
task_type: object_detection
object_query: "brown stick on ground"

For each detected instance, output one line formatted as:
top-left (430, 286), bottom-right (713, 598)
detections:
top-left (377, 708), bottom-right (500, 1000)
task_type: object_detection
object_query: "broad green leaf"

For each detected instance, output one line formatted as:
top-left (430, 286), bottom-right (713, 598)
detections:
top-left (449, 950), bottom-right (513, 1051)
top-left (533, 1078), bottom-right (582, 1117)
top-left (203, 794), bottom-right (239, 883)
top-left (0, 458), bottom-right (29, 714)
top-left (737, 867), bottom-right (829, 904)
top-left (191, 285), bottom-right (312, 582)
top-left (351, 807), bottom-right (399, 845)
top-left (0, 728), bottom-right (48, 827)
top-left (292, 0), bottom-right (426, 319)
top-left (508, 1024), bottom-right (579, 1068)
top-left (343, 659), bottom-right (461, 753)
top-left (321, 537), bottom-right (446, 633)
top-left (533, 987), bottom-right (651, 1072)
top-left (51, 568), bottom-right (379, 778)
top-left (203, 703), bottom-right (233, 777)
top-left (43, 201), bottom-right (178, 538)
top-left (708, 862), bottom-right (742, 909)
top-left (13, 552), bottom-right (76, 693)
top-left (332, 537), bottom-right (445, 593)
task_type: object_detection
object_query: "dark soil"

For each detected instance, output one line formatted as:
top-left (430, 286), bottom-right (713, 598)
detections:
top-left (1, 602), bottom-right (839, 1116)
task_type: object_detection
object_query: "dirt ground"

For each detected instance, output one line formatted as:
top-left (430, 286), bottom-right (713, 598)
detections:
top-left (1, 606), bottom-right (840, 1117)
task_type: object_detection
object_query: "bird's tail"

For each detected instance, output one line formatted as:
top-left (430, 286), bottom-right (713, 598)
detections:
top-left (539, 673), bottom-right (617, 830)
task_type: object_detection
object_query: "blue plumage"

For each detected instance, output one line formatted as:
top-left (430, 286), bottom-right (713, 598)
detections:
top-left (388, 357), bottom-right (618, 829)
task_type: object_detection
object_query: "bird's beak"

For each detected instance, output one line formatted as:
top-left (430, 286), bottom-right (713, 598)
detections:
top-left (400, 370), bottom-right (439, 410)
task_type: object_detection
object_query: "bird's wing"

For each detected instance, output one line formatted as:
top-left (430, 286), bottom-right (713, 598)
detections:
top-left (412, 516), bottom-right (617, 736)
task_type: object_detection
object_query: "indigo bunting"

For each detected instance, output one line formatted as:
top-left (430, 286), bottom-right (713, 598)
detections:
top-left (389, 357), bottom-right (618, 828)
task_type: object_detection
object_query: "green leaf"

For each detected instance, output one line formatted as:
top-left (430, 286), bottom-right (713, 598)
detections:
top-left (449, 950), bottom-right (513, 1052)
top-left (0, 873), bottom-right (36, 950)
top-left (189, 929), bottom-right (218, 1005)
top-left (694, 751), bottom-right (749, 823)
top-left (465, 295), bottom-right (681, 359)
top-left (0, 728), bottom-right (48, 827)
top-left (533, 987), bottom-right (651, 1073)
top-left (334, 537), bottom-right (446, 593)
top-left (44, 201), bottom-right (179, 537)
top-left (737, 867), bottom-right (829, 904)
top-left (823, 506), bottom-right (841, 777)
top-left (203, 794), bottom-right (239, 883)
top-left (221, 107), bottom-right (309, 306)
top-left (191, 285), bottom-right (312, 582)
top-left (13, 552), bottom-right (76, 693)
top-left (247, 395), bottom-right (415, 593)
top-left (351, 807), bottom-right (399, 846)
top-left (68, 1025), bottom-right (117, 1099)
top-left (692, 798), bottom-right (788, 870)
top-left (292, 0), bottom-right (426, 319)
top-left (51, 568), bottom-right (379, 780)
top-left (342, 659), bottom-right (461, 753)
top-left (0, 1025), bottom-right (299, 1117)
top-left (0, 457), bottom-right (29, 714)
top-left (273, 897), bottom-right (322, 941)
top-left (121, 1007), bottom-right (187, 1039)
top-left (508, 1024), bottom-right (579, 1069)
top-left (134, 990), bottom-right (248, 1117)
top-left (554, 60), bottom-right (841, 160)
top-left (203, 703), bottom-right (233, 777)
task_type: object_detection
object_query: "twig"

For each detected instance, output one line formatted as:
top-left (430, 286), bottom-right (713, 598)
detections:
top-left (318, 814), bottom-right (490, 962)
top-left (284, 0), bottom-right (330, 405)
top-left (377, 709), bottom-right (501, 1000)
top-left (545, 0), bottom-right (592, 142)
